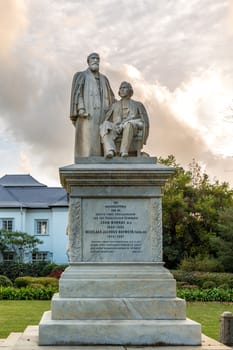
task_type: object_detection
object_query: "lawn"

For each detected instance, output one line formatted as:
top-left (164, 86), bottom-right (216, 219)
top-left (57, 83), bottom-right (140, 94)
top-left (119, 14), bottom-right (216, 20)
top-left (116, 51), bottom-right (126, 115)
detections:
top-left (0, 300), bottom-right (50, 338)
top-left (0, 300), bottom-right (233, 340)
top-left (187, 302), bottom-right (233, 340)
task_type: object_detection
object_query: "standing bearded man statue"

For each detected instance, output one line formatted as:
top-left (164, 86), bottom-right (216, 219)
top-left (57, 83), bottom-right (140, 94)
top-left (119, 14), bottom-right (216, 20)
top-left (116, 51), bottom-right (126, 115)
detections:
top-left (70, 53), bottom-right (115, 160)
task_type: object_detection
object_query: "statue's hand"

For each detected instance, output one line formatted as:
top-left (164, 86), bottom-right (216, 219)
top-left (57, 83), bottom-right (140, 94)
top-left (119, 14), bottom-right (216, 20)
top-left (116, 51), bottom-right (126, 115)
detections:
top-left (79, 109), bottom-right (89, 118)
top-left (82, 112), bottom-right (89, 118)
top-left (137, 122), bottom-right (143, 130)
top-left (116, 124), bottom-right (123, 134)
top-left (70, 116), bottom-right (77, 127)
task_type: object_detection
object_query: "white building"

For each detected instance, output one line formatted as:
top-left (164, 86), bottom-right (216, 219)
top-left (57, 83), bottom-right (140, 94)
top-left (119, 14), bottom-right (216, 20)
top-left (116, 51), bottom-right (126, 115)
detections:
top-left (0, 174), bottom-right (68, 264)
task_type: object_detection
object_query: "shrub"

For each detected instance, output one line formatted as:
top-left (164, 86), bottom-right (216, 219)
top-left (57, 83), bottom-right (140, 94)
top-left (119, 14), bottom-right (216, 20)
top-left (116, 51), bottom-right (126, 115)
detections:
top-left (14, 276), bottom-right (30, 287)
top-left (202, 281), bottom-right (216, 289)
top-left (0, 286), bottom-right (57, 300)
top-left (0, 262), bottom-right (50, 281)
top-left (179, 256), bottom-right (224, 272)
top-left (41, 263), bottom-right (58, 277)
top-left (15, 276), bottom-right (58, 288)
top-left (48, 269), bottom-right (63, 279)
top-left (47, 264), bottom-right (67, 279)
top-left (172, 270), bottom-right (233, 289)
top-left (0, 275), bottom-right (13, 287)
top-left (177, 288), bottom-right (233, 302)
top-left (181, 284), bottom-right (199, 289)
top-left (218, 283), bottom-right (230, 289)
top-left (29, 283), bottom-right (44, 289)
top-left (0, 262), bottom-right (69, 281)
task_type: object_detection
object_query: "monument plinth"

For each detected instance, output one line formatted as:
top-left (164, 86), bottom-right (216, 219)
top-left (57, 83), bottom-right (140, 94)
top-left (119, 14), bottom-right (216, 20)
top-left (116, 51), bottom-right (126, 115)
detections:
top-left (39, 53), bottom-right (201, 345)
top-left (39, 157), bottom-right (201, 346)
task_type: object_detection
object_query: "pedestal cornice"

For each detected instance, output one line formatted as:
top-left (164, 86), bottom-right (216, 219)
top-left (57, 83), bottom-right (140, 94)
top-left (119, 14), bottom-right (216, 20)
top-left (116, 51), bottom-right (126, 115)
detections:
top-left (59, 157), bottom-right (174, 192)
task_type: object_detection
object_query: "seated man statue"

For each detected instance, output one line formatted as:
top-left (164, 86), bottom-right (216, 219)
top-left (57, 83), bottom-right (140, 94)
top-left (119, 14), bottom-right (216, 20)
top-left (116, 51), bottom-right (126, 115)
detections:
top-left (100, 81), bottom-right (149, 158)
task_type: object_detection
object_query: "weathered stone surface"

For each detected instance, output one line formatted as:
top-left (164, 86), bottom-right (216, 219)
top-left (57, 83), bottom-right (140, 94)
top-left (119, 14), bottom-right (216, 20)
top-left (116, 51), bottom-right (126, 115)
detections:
top-left (60, 161), bottom-right (170, 263)
top-left (38, 160), bottom-right (202, 346)
top-left (70, 53), bottom-right (115, 160)
top-left (100, 81), bottom-right (149, 158)
top-left (59, 263), bottom-right (176, 298)
top-left (39, 311), bottom-right (201, 346)
top-left (82, 198), bottom-right (154, 262)
top-left (3, 326), bottom-right (233, 350)
top-left (59, 159), bottom-right (174, 191)
top-left (59, 278), bottom-right (176, 298)
top-left (51, 294), bottom-right (186, 320)
top-left (220, 311), bottom-right (233, 345)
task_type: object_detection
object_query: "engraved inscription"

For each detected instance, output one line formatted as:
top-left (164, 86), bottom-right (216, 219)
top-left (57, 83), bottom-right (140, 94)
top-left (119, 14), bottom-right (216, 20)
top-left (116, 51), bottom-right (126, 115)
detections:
top-left (82, 198), bottom-right (150, 262)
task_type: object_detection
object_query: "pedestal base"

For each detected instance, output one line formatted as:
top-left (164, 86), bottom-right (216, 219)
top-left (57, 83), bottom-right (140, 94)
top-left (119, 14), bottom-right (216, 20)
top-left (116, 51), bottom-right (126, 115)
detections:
top-left (39, 311), bottom-right (201, 346)
top-left (39, 160), bottom-right (202, 346)
top-left (39, 263), bottom-right (201, 346)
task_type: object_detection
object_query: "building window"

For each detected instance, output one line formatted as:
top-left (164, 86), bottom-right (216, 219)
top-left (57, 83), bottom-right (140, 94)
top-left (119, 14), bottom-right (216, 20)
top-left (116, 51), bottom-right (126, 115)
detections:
top-left (32, 251), bottom-right (49, 262)
top-left (0, 218), bottom-right (14, 231)
top-left (3, 252), bottom-right (15, 261)
top-left (35, 220), bottom-right (48, 235)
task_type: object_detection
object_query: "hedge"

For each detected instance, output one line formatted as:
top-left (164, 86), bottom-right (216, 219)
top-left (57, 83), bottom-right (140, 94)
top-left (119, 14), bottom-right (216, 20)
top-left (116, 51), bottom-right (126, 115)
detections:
top-left (0, 262), bottom-right (50, 281)
top-left (0, 286), bottom-right (232, 301)
top-left (0, 262), bottom-right (68, 281)
top-left (0, 286), bottom-right (58, 300)
top-left (177, 288), bottom-right (233, 302)
top-left (0, 275), bottom-right (13, 287)
top-left (172, 270), bottom-right (233, 289)
top-left (14, 276), bottom-right (58, 288)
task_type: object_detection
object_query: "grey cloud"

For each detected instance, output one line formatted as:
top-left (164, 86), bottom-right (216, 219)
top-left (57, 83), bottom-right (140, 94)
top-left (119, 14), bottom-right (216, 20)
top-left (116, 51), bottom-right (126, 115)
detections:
top-left (0, 0), bottom-right (232, 186)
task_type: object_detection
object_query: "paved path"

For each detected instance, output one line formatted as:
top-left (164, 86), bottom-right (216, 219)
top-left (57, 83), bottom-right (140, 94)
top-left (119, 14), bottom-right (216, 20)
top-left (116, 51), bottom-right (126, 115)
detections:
top-left (0, 326), bottom-right (232, 350)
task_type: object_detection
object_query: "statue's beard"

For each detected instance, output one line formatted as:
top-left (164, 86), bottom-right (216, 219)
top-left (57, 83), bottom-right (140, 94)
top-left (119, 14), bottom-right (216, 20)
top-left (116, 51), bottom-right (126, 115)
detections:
top-left (90, 63), bottom-right (99, 71)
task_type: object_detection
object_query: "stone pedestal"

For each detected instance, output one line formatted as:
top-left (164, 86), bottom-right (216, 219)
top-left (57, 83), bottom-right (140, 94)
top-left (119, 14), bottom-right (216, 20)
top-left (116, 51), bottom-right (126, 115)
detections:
top-left (39, 157), bottom-right (201, 346)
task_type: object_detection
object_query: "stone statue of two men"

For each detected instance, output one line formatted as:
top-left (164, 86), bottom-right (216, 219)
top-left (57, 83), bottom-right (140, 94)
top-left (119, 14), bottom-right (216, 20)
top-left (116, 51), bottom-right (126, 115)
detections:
top-left (70, 53), bottom-right (149, 161)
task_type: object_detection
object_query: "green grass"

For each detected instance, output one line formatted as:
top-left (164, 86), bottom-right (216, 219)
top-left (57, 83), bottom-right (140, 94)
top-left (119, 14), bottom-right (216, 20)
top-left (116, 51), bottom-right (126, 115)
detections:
top-left (0, 301), bottom-right (233, 340)
top-left (0, 300), bottom-right (50, 338)
top-left (187, 302), bottom-right (233, 340)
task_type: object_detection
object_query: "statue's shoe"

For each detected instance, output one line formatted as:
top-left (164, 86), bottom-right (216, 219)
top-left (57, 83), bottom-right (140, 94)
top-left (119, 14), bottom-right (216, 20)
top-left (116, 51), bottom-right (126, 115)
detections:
top-left (121, 152), bottom-right (128, 158)
top-left (106, 150), bottom-right (114, 158)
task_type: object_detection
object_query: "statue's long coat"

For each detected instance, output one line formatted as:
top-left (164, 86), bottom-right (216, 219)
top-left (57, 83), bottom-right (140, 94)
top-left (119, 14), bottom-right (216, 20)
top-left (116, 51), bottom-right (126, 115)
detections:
top-left (102, 98), bottom-right (150, 145)
top-left (70, 68), bottom-right (115, 159)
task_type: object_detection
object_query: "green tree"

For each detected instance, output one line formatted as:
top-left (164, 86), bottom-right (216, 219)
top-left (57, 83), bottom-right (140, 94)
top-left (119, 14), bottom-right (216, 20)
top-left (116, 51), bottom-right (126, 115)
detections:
top-left (211, 207), bottom-right (233, 272)
top-left (0, 230), bottom-right (42, 262)
top-left (160, 155), bottom-right (233, 270)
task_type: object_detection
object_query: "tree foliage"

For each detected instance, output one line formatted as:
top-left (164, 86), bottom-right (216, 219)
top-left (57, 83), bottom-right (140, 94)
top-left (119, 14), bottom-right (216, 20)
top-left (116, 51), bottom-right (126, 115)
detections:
top-left (160, 155), bottom-right (233, 271)
top-left (0, 230), bottom-right (42, 262)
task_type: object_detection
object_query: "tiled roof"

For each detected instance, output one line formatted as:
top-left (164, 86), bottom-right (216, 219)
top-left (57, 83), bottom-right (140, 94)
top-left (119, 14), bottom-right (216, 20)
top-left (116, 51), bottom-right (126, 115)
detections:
top-left (0, 174), bottom-right (46, 187)
top-left (0, 175), bottom-right (68, 208)
top-left (0, 185), bottom-right (20, 207)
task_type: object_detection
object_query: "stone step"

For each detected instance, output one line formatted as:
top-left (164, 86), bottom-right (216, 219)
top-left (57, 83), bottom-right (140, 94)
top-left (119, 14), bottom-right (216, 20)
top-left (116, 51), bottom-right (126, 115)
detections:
top-left (39, 311), bottom-right (201, 346)
top-left (61, 262), bottom-right (174, 277)
top-left (59, 278), bottom-right (176, 298)
top-left (61, 262), bottom-right (173, 276)
top-left (59, 263), bottom-right (177, 298)
top-left (1, 327), bottom-right (232, 349)
top-left (51, 294), bottom-right (186, 320)
top-left (0, 332), bottom-right (22, 347)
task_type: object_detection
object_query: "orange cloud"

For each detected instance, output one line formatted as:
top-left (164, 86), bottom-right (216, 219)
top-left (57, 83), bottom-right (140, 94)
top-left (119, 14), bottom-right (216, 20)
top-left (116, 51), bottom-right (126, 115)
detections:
top-left (0, 0), bottom-right (28, 56)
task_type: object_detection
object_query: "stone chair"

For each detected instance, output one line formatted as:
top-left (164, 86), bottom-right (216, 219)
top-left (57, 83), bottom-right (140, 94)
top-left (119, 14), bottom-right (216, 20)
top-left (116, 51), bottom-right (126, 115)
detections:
top-left (114, 129), bottom-right (144, 156)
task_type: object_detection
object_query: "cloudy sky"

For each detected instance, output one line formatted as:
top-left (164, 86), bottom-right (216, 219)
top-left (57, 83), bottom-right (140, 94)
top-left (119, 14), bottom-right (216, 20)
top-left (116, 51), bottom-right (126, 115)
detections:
top-left (0, 0), bottom-right (233, 187)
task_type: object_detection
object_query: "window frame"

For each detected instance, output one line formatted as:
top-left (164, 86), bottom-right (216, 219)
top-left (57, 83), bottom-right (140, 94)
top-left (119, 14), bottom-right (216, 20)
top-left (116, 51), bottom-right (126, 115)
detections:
top-left (0, 218), bottom-right (14, 232)
top-left (32, 251), bottom-right (50, 262)
top-left (34, 219), bottom-right (49, 235)
top-left (3, 251), bottom-right (15, 261)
